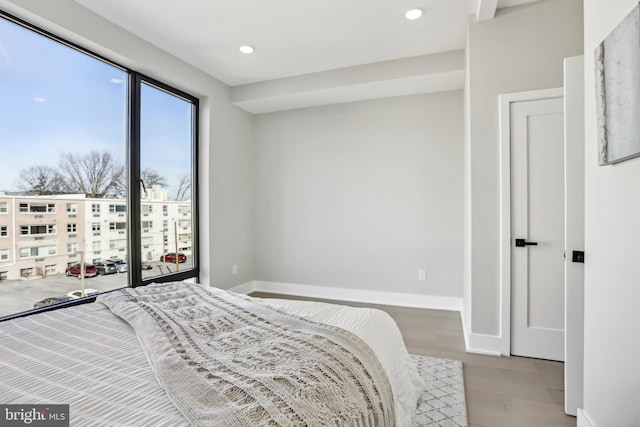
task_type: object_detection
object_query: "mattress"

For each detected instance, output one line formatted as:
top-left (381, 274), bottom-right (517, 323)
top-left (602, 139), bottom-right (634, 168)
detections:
top-left (0, 286), bottom-right (424, 426)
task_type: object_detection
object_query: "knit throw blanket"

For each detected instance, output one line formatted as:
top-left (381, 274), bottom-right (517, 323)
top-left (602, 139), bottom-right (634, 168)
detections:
top-left (98, 282), bottom-right (395, 427)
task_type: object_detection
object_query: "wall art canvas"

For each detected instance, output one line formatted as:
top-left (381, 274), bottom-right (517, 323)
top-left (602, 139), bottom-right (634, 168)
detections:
top-left (595, 2), bottom-right (640, 165)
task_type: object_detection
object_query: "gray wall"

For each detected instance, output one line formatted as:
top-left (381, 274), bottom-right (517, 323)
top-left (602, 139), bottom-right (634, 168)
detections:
top-left (0, 0), bottom-right (256, 289)
top-left (465, 0), bottom-right (584, 335)
top-left (254, 91), bottom-right (464, 296)
top-left (583, 0), bottom-right (640, 424)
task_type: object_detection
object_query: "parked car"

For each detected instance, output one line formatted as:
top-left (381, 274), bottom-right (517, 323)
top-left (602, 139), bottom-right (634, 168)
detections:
top-left (95, 261), bottom-right (117, 275)
top-left (160, 252), bottom-right (187, 263)
top-left (33, 296), bottom-right (73, 309)
top-left (141, 262), bottom-right (153, 270)
top-left (65, 263), bottom-right (98, 278)
top-left (66, 288), bottom-right (101, 299)
top-left (107, 258), bottom-right (128, 273)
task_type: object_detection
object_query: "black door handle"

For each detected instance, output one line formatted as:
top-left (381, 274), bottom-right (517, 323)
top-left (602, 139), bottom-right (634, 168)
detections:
top-left (515, 238), bottom-right (538, 247)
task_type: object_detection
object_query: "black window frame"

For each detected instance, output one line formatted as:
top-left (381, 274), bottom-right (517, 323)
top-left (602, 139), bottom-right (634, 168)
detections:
top-left (0, 10), bottom-right (200, 320)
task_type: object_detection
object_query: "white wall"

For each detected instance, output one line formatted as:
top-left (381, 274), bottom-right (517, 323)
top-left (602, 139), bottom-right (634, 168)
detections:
top-left (0, 0), bottom-right (255, 289)
top-left (583, 1), bottom-right (640, 425)
top-left (253, 91), bottom-right (464, 297)
top-left (465, 0), bottom-right (584, 337)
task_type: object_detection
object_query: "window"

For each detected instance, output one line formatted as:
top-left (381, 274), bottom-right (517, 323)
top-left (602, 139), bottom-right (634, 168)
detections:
top-left (19, 246), bottom-right (56, 258)
top-left (17, 203), bottom-right (56, 213)
top-left (20, 268), bottom-right (33, 278)
top-left (0, 226), bottom-right (7, 237)
top-left (0, 272), bottom-right (7, 281)
top-left (0, 12), bottom-right (198, 319)
top-left (142, 221), bottom-right (153, 229)
top-left (20, 225), bottom-right (55, 236)
top-left (0, 249), bottom-right (8, 261)
top-left (109, 239), bottom-right (126, 250)
top-left (44, 265), bottom-right (56, 275)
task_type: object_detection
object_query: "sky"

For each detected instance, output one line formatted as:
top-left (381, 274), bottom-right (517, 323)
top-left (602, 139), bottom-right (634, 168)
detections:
top-left (0, 16), bottom-right (193, 200)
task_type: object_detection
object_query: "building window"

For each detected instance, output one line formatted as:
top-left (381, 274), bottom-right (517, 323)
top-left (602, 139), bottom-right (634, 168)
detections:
top-left (142, 221), bottom-right (153, 229)
top-left (109, 222), bottom-right (126, 230)
top-left (20, 225), bottom-right (56, 236)
top-left (19, 245), bottom-right (56, 258)
top-left (18, 203), bottom-right (56, 213)
top-left (92, 241), bottom-right (101, 251)
top-left (66, 203), bottom-right (78, 213)
top-left (0, 249), bottom-right (8, 261)
top-left (109, 239), bottom-right (126, 249)
top-left (163, 205), bottom-right (168, 214)
top-left (0, 202), bottom-right (7, 213)
top-left (109, 204), bottom-right (126, 213)
top-left (142, 204), bottom-right (153, 214)
top-left (0, 226), bottom-right (7, 237)
top-left (92, 204), bottom-right (101, 213)
top-left (92, 223), bottom-right (101, 232)
top-left (44, 264), bottom-right (56, 275)
top-left (0, 271), bottom-right (7, 281)
top-left (67, 243), bottom-right (77, 254)
top-left (20, 268), bottom-right (34, 278)
top-left (67, 224), bottom-right (77, 233)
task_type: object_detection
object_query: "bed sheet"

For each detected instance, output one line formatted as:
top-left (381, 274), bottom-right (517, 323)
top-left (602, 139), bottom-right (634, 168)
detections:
top-left (0, 286), bottom-right (424, 426)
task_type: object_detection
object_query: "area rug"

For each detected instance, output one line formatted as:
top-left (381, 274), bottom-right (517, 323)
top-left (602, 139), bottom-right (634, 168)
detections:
top-left (412, 354), bottom-right (468, 427)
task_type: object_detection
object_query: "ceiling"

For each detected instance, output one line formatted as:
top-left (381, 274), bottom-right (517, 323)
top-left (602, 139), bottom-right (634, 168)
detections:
top-left (74, 0), bottom-right (541, 87)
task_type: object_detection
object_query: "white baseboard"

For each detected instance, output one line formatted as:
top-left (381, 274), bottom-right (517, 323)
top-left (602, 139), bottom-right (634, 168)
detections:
top-left (229, 280), bottom-right (510, 356)
top-left (460, 310), bottom-right (504, 356)
top-left (228, 280), bottom-right (462, 311)
top-left (226, 281), bottom-right (256, 295)
top-left (577, 409), bottom-right (597, 427)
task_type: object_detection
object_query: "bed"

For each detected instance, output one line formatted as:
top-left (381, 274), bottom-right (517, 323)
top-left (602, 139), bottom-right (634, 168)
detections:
top-left (0, 282), bottom-right (425, 426)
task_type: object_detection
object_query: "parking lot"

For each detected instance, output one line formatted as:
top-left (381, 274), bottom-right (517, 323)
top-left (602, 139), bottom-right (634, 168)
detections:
top-left (0, 258), bottom-right (193, 317)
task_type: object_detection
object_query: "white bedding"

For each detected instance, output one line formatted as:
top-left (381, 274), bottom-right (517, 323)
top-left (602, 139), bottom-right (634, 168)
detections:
top-left (0, 285), bottom-right (424, 426)
top-left (251, 296), bottom-right (425, 426)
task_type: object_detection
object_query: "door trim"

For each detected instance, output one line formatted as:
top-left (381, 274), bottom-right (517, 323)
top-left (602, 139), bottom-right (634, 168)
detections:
top-left (498, 87), bottom-right (564, 356)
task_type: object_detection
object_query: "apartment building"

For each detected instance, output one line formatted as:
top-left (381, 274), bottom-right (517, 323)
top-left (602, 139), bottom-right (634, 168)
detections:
top-left (0, 186), bottom-right (192, 281)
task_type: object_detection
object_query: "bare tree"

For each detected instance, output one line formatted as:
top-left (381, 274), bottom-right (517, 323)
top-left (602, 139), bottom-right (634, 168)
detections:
top-left (174, 174), bottom-right (191, 201)
top-left (59, 151), bottom-right (124, 198)
top-left (140, 167), bottom-right (167, 188)
top-left (17, 165), bottom-right (65, 195)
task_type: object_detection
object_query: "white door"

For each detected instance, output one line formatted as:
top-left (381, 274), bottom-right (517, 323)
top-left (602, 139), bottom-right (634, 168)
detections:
top-left (510, 97), bottom-right (565, 362)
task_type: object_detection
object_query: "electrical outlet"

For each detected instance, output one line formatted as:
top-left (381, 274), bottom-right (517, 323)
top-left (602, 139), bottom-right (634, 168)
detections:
top-left (232, 264), bottom-right (238, 275)
top-left (418, 270), bottom-right (426, 281)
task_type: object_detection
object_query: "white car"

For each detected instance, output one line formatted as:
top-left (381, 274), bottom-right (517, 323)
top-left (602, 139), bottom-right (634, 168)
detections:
top-left (66, 288), bottom-right (101, 299)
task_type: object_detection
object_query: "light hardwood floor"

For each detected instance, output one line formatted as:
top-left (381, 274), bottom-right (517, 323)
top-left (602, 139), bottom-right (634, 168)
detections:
top-left (251, 292), bottom-right (577, 427)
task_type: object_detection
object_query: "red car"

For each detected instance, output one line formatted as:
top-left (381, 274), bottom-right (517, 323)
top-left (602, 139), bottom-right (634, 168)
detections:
top-left (65, 263), bottom-right (98, 278)
top-left (160, 252), bottom-right (187, 263)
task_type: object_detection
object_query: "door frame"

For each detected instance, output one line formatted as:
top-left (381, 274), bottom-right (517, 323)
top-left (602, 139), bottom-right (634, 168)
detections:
top-left (498, 87), bottom-right (564, 356)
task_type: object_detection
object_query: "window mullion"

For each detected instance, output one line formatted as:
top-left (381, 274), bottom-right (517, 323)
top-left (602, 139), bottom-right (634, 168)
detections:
top-left (128, 72), bottom-right (143, 287)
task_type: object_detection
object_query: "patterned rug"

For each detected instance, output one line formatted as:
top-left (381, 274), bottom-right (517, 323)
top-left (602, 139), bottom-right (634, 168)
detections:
top-left (412, 354), bottom-right (468, 427)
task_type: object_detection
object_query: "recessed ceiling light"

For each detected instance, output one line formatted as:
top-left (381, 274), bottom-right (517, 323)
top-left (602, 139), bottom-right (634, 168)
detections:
top-left (405, 8), bottom-right (423, 20)
top-left (239, 45), bottom-right (254, 54)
